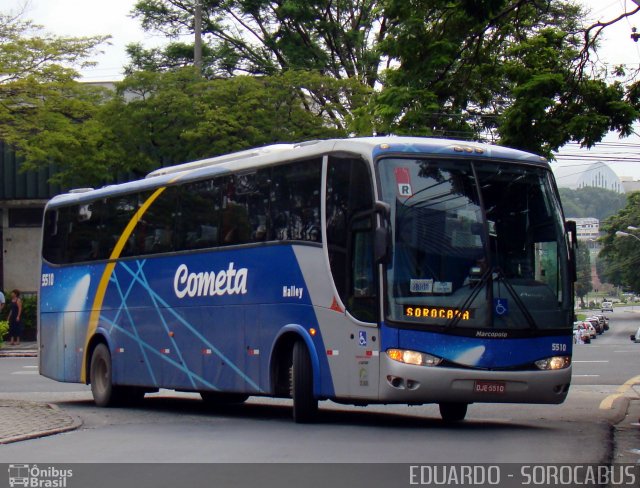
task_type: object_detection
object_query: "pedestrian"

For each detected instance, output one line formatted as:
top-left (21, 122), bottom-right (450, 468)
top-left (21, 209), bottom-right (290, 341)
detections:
top-left (7, 289), bottom-right (22, 346)
top-left (0, 290), bottom-right (4, 313)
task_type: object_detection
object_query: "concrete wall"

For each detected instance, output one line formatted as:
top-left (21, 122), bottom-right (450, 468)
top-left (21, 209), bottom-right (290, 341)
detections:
top-left (1, 202), bottom-right (45, 294)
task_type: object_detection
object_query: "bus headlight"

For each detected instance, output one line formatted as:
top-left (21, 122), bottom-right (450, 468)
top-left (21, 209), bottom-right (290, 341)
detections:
top-left (387, 349), bottom-right (443, 367)
top-left (535, 356), bottom-right (571, 370)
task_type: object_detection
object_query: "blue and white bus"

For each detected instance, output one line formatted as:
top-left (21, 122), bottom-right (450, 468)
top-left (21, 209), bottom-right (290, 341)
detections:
top-left (39, 137), bottom-right (576, 422)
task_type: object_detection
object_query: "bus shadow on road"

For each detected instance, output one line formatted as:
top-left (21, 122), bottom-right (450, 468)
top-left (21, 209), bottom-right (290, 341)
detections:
top-left (57, 396), bottom-right (549, 432)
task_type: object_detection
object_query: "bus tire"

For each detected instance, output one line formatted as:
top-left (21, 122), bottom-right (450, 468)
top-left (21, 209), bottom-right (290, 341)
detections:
top-left (90, 343), bottom-right (125, 407)
top-left (439, 402), bottom-right (468, 422)
top-left (291, 340), bottom-right (318, 423)
top-left (200, 392), bottom-right (249, 404)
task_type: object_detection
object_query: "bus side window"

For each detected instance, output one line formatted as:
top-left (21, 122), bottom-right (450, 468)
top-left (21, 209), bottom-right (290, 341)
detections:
top-left (350, 216), bottom-right (377, 322)
top-left (43, 208), bottom-right (71, 264)
top-left (271, 159), bottom-right (322, 242)
top-left (179, 178), bottom-right (224, 250)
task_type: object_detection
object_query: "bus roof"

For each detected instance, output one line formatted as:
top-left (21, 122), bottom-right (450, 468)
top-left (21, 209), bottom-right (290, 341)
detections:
top-left (47, 137), bottom-right (548, 207)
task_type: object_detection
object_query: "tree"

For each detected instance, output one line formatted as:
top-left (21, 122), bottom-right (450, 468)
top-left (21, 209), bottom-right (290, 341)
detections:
top-left (131, 0), bottom-right (385, 84)
top-left (574, 244), bottom-right (592, 307)
top-left (558, 187), bottom-right (627, 221)
top-left (375, 1), bottom-right (640, 155)
top-left (598, 192), bottom-right (640, 293)
top-left (99, 68), bottom-right (359, 174)
top-left (130, 1), bottom-right (640, 156)
top-left (129, 0), bottom-right (382, 130)
top-left (0, 11), bottom-right (112, 187)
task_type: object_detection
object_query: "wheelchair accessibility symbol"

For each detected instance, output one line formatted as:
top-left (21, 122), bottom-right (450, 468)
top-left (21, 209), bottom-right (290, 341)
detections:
top-left (358, 331), bottom-right (367, 347)
top-left (494, 298), bottom-right (509, 317)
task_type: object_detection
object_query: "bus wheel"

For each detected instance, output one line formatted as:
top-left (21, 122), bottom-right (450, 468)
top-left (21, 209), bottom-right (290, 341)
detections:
top-left (200, 392), bottom-right (249, 404)
top-left (290, 340), bottom-right (318, 423)
top-left (438, 402), bottom-right (468, 422)
top-left (90, 343), bottom-right (124, 407)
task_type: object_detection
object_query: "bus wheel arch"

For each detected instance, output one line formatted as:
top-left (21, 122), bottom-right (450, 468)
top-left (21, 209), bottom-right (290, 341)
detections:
top-left (86, 335), bottom-right (145, 407)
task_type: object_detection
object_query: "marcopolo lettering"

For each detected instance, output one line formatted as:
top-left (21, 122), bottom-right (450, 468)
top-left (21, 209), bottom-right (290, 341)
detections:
top-left (174, 262), bottom-right (248, 298)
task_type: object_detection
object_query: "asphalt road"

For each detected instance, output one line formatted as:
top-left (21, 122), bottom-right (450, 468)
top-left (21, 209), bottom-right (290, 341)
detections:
top-left (0, 310), bottom-right (638, 464)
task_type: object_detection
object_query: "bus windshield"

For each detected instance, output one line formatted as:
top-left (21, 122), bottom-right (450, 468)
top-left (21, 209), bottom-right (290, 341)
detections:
top-left (378, 157), bottom-right (572, 331)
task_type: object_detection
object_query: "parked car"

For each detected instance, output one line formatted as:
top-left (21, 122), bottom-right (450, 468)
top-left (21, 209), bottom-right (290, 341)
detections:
top-left (587, 316), bottom-right (606, 334)
top-left (602, 301), bottom-right (614, 312)
top-left (598, 314), bottom-right (610, 331)
top-left (585, 317), bottom-right (604, 334)
top-left (582, 321), bottom-right (597, 339)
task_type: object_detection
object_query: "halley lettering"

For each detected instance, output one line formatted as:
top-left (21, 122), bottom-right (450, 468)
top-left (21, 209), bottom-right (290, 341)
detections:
top-left (174, 262), bottom-right (248, 298)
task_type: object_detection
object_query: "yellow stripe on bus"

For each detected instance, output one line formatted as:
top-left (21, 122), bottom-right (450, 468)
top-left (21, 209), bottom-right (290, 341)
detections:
top-left (80, 186), bottom-right (166, 383)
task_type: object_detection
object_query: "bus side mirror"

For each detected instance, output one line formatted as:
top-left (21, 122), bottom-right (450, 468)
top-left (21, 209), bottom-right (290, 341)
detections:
top-left (374, 201), bottom-right (391, 264)
top-left (565, 220), bottom-right (577, 282)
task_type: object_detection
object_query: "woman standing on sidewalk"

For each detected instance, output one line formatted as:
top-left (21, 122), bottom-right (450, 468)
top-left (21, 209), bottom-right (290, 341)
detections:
top-left (7, 289), bottom-right (23, 346)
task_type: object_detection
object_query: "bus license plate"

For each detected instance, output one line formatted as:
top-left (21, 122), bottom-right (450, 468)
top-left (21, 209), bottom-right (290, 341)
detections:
top-left (474, 380), bottom-right (506, 394)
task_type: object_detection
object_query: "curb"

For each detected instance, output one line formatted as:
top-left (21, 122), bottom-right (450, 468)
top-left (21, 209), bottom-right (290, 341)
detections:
top-left (0, 342), bottom-right (39, 358)
top-left (0, 401), bottom-right (83, 445)
top-left (0, 351), bottom-right (38, 358)
top-left (612, 398), bottom-right (640, 463)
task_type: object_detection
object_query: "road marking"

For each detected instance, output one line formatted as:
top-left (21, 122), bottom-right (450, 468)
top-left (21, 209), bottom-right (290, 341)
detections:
top-left (600, 375), bottom-right (640, 410)
top-left (24, 366), bottom-right (37, 369)
top-left (11, 371), bottom-right (38, 375)
top-left (573, 360), bottom-right (609, 363)
top-left (573, 374), bottom-right (600, 377)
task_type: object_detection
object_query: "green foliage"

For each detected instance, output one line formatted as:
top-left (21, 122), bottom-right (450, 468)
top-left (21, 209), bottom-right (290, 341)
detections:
top-left (21, 295), bottom-right (37, 331)
top-left (130, 0), bottom-right (384, 124)
top-left (0, 321), bottom-right (7, 342)
top-left (598, 192), bottom-right (640, 292)
top-left (4, 1), bottom-right (640, 185)
top-left (99, 68), bottom-right (365, 175)
top-left (0, 12), bottom-right (112, 187)
top-left (558, 187), bottom-right (627, 221)
top-left (374, 1), bottom-right (639, 156)
top-left (574, 244), bottom-right (592, 304)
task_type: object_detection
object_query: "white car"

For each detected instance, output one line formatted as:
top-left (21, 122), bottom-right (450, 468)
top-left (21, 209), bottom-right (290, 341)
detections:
top-left (601, 301), bottom-right (614, 312)
top-left (582, 321), bottom-right (597, 339)
top-left (631, 327), bottom-right (640, 343)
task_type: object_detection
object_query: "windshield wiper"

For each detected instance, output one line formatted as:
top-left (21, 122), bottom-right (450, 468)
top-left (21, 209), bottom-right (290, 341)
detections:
top-left (445, 267), bottom-right (538, 330)
top-left (445, 267), bottom-right (493, 329)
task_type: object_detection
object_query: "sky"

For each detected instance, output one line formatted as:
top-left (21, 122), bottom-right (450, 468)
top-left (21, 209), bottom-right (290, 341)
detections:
top-left (4, 0), bottom-right (640, 179)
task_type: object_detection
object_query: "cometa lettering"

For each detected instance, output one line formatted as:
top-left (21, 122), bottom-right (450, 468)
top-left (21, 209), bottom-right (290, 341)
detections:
top-left (174, 262), bottom-right (248, 298)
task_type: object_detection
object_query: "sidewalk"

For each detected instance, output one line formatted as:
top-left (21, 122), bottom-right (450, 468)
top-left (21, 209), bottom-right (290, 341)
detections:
top-left (0, 341), bottom-right (83, 444)
top-left (0, 400), bottom-right (82, 444)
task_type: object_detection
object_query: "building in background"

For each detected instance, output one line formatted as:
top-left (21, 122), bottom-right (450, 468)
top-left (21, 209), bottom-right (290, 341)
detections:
top-left (552, 161), bottom-right (625, 193)
top-left (573, 217), bottom-right (600, 243)
top-left (0, 142), bottom-right (63, 294)
top-left (620, 176), bottom-right (640, 194)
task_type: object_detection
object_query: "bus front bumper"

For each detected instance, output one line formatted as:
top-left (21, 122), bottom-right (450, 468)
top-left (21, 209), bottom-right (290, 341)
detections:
top-left (379, 356), bottom-right (571, 405)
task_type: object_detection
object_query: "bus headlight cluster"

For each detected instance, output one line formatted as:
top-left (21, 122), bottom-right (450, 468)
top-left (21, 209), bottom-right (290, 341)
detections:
top-left (387, 349), bottom-right (443, 367)
top-left (534, 356), bottom-right (571, 370)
